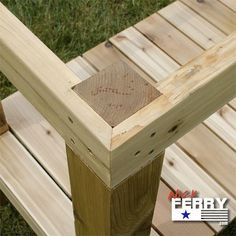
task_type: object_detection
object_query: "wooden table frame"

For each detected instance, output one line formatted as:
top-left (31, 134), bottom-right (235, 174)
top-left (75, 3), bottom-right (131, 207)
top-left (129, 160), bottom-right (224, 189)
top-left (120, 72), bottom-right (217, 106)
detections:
top-left (0, 2), bottom-right (236, 235)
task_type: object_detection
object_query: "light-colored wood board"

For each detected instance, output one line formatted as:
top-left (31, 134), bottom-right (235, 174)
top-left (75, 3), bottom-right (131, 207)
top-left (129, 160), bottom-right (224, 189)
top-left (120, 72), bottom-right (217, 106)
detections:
top-left (0, 102), bottom-right (8, 135)
top-left (159, 1), bottom-right (226, 49)
top-left (181, 0), bottom-right (236, 35)
top-left (67, 146), bottom-right (164, 236)
top-left (221, 104), bottom-right (236, 130)
top-left (74, 61), bottom-right (161, 127)
top-left (110, 26), bottom-right (180, 82)
top-left (3, 91), bottom-right (223, 234)
top-left (177, 124), bottom-right (236, 198)
top-left (66, 56), bottom-right (97, 84)
top-left (2, 92), bottom-right (71, 196)
top-left (0, 54), bottom-right (110, 186)
top-left (111, 31), bottom-right (236, 187)
top-left (229, 98), bottom-right (236, 111)
top-left (0, 132), bottom-right (75, 236)
top-left (203, 105), bottom-right (236, 151)
top-left (0, 3), bottom-right (112, 184)
top-left (83, 42), bottom-right (156, 86)
top-left (220, 0), bottom-right (236, 12)
top-left (135, 13), bottom-right (204, 65)
top-left (153, 180), bottom-right (214, 236)
top-left (163, 144), bottom-right (236, 231)
top-left (150, 228), bottom-right (159, 236)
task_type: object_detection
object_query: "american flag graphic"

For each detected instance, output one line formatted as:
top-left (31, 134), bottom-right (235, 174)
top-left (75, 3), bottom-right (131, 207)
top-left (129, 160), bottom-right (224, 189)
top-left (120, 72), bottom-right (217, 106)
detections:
top-left (201, 209), bottom-right (228, 222)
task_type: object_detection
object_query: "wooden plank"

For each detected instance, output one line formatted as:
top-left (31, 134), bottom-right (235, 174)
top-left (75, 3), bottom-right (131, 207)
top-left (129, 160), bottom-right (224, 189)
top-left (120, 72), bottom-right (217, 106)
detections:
top-left (0, 102), bottom-right (8, 135)
top-left (163, 144), bottom-right (236, 231)
top-left (66, 56), bottom-right (96, 83)
top-left (67, 146), bottom-right (164, 236)
top-left (2, 92), bottom-right (71, 196)
top-left (153, 180), bottom-right (214, 236)
top-left (181, 0), bottom-right (236, 35)
top-left (0, 132), bottom-right (75, 236)
top-left (110, 27), bottom-right (180, 82)
top-left (135, 13), bottom-right (204, 65)
top-left (177, 124), bottom-right (236, 198)
top-left (203, 105), bottom-right (236, 150)
top-left (83, 42), bottom-right (155, 86)
top-left (0, 3), bottom-right (113, 187)
top-left (73, 61), bottom-right (161, 127)
top-left (229, 98), bottom-right (236, 111)
top-left (111, 31), bottom-right (236, 187)
top-left (220, 0), bottom-right (236, 12)
top-left (220, 105), bottom-right (236, 130)
top-left (159, 1), bottom-right (226, 49)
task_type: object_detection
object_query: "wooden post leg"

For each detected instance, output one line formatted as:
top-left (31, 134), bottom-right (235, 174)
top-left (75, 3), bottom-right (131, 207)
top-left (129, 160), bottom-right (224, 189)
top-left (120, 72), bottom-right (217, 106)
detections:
top-left (0, 101), bottom-right (9, 206)
top-left (67, 146), bottom-right (164, 236)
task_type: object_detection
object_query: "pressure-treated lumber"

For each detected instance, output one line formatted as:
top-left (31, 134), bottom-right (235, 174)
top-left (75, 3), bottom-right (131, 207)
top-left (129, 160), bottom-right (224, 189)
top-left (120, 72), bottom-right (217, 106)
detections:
top-left (135, 13), bottom-right (203, 65)
top-left (0, 2), bottom-right (112, 186)
top-left (159, 1), bottom-right (226, 49)
top-left (0, 132), bottom-right (75, 236)
top-left (111, 31), bottom-right (236, 186)
top-left (180, 0), bottom-right (236, 35)
top-left (220, 0), bottom-right (236, 12)
top-left (1, 2), bottom-right (236, 190)
top-left (73, 61), bottom-right (161, 127)
top-left (67, 146), bottom-right (164, 236)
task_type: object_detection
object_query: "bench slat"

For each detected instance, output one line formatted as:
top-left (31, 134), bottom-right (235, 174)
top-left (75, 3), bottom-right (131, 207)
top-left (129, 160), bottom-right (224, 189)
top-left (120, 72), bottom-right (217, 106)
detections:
top-left (181, 0), bottom-right (236, 35)
top-left (177, 124), bottom-right (236, 198)
top-left (220, 0), bottom-right (236, 12)
top-left (135, 13), bottom-right (203, 65)
top-left (159, 1), bottom-right (226, 49)
top-left (110, 27), bottom-right (180, 82)
top-left (0, 132), bottom-right (75, 236)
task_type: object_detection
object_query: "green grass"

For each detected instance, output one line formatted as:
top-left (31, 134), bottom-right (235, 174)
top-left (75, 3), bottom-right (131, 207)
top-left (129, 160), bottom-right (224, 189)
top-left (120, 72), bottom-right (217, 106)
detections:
top-left (0, 0), bottom-right (172, 100)
top-left (0, 0), bottom-right (173, 235)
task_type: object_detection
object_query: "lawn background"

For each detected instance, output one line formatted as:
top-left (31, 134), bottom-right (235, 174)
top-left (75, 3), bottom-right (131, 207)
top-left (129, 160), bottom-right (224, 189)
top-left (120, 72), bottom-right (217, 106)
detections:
top-left (0, 0), bottom-right (235, 235)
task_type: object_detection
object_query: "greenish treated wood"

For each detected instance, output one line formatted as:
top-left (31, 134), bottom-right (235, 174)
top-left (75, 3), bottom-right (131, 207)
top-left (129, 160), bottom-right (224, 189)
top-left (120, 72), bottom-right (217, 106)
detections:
top-left (67, 145), bottom-right (164, 236)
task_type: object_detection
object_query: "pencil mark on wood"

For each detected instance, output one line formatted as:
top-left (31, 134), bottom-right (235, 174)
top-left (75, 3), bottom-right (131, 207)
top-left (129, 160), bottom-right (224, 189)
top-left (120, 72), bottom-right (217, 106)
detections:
top-left (73, 61), bottom-right (161, 127)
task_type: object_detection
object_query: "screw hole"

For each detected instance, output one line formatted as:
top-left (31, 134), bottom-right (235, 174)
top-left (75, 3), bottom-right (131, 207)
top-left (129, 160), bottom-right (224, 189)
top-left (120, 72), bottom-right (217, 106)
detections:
top-left (149, 149), bottom-right (154, 155)
top-left (68, 116), bottom-right (73, 123)
top-left (134, 151), bottom-right (141, 156)
top-left (87, 148), bottom-right (94, 156)
top-left (150, 132), bottom-right (156, 138)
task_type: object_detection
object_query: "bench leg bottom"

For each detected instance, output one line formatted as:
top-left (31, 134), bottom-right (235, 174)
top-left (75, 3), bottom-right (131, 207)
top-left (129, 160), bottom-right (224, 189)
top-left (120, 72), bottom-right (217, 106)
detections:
top-left (67, 146), bottom-right (164, 236)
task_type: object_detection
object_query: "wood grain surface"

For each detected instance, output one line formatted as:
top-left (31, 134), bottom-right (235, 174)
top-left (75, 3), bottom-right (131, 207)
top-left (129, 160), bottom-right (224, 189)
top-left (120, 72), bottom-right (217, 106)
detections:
top-left (74, 61), bottom-right (161, 127)
top-left (67, 146), bottom-right (164, 236)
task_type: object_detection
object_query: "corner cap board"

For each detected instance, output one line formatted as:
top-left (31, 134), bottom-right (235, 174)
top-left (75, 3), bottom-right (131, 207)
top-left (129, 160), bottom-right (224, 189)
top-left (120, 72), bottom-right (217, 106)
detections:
top-left (1, 3), bottom-right (236, 188)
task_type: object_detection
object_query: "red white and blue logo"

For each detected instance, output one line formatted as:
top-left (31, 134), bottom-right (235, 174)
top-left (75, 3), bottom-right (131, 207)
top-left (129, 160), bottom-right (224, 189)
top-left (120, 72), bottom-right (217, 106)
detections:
top-left (169, 190), bottom-right (229, 224)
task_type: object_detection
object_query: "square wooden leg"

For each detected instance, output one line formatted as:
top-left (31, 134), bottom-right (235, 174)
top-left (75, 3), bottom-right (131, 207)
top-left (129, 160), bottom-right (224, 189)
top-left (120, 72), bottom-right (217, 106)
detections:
top-left (67, 146), bottom-right (164, 236)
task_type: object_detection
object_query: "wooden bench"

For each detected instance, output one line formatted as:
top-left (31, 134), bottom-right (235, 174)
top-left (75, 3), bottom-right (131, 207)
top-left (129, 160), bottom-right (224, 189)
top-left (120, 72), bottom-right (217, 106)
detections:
top-left (0, 0), bottom-right (236, 235)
